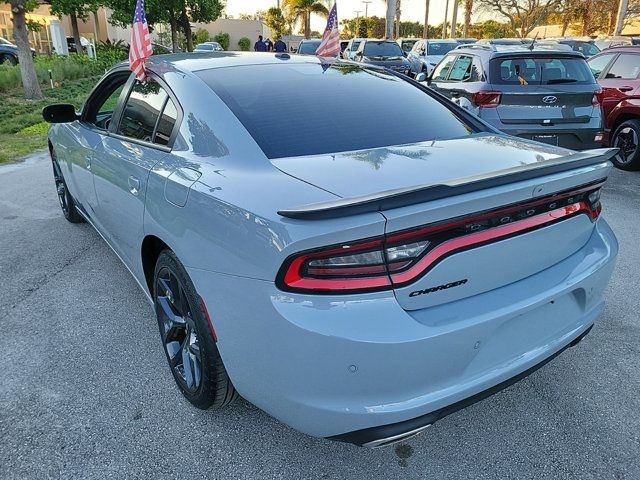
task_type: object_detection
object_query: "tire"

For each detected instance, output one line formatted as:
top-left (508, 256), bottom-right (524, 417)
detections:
top-left (51, 150), bottom-right (84, 223)
top-left (153, 249), bottom-right (237, 410)
top-left (0, 53), bottom-right (17, 65)
top-left (611, 119), bottom-right (640, 171)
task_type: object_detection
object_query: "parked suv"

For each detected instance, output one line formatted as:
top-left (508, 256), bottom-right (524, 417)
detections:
top-left (407, 39), bottom-right (459, 75)
top-left (353, 39), bottom-right (412, 75)
top-left (342, 38), bottom-right (364, 60)
top-left (539, 38), bottom-right (601, 58)
top-left (425, 44), bottom-right (603, 150)
top-left (588, 46), bottom-right (640, 170)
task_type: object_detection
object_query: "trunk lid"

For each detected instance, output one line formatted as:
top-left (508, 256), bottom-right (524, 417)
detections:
top-left (272, 134), bottom-right (569, 198)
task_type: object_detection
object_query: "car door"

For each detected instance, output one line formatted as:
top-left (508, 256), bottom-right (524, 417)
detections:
top-left (598, 52), bottom-right (640, 121)
top-left (62, 70), bottom-right (132, 220)
top-left (91, 75), bottom-right (181, 267)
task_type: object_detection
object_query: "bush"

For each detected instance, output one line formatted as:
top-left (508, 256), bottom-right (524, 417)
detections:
top-left (213, 32), bottom-right (230, 50)
top-left (238, 37), bottom-right (251, 51)
top-left (194, 28), bottom-right (210, 45)
top-left (0, 51), bottom-right (127, 93)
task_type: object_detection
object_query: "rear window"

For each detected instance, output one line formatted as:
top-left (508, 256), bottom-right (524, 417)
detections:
top-left (427, 42), bottom-right (457, 56)
top-left (490, 56), bottom-right (595, 85)
top-left (197, 63), bottom-right (476, 159)
top-left (363, 41), bottom-right (404, 57)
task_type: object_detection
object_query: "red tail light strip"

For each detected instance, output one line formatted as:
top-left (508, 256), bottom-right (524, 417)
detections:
top-left (277, 181), bottom-right (605, 294)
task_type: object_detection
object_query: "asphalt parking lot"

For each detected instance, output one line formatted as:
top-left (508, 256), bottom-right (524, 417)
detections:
top-left (1, 151), bottom-right (639, 480)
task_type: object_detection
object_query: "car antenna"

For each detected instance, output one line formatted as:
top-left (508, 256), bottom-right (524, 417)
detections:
top-left (529, 32), bottom-right (539, 51)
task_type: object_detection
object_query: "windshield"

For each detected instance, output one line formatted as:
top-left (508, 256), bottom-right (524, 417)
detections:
top-left (363, 41), bottom-right (404, 58)
top-left (298, 41), bottom-right (320, 54)
top-left (198, 63), bottom-right (475, 159)
top-left (427, 42), bottom-right (457, 56)
top-left (400, 40), bottom-right (417, 52)
top-left (491, 56), bottom-right (595, 85)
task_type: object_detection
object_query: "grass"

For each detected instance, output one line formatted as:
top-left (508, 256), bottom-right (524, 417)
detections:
top-left (0, 76), bottom-right (99, 164)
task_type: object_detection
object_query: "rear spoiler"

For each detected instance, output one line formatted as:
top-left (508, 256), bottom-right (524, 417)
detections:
top-left (277, 148), bottom-right (617, 220)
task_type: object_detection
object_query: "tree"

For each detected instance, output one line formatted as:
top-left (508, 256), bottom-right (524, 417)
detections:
top-left (476, 0), bottom-right (563, 37)
top-left (463, 0), bottom-right (473, 37)
top-left (468, 19), bottom-right (512, 38)
top-left (423, 0), bottom-right (430, 38)
top-left (10, 0), bottom-right (42, 100)
top-left (50, 0), bottom-right (100, 55)
top-left (213, 32), bottom-right (229, 50)
top-left (238, 37), bottom-right (250, 51)
top-left (283, 0), bottom-right (329, 39)
top-left (264, 7), bottom-right (287, 39)
top-left (193, 28), bottom-right (210, 44)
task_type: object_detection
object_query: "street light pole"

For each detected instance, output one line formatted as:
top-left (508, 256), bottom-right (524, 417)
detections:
top-left (442, 0), bottom-right (450, 39)
top-left (362, 1), bottom-right (372, 18)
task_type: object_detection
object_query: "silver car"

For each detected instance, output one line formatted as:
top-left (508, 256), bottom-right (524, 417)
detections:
top-left (426, 45), bottom-right (604, 150)
top-left (43, 52), bottom-right (617, 447)
top-left (408, 39), bottom-right (459, 75)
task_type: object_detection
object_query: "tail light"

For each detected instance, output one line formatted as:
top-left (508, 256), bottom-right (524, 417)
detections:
top-left (277, 181), bottom-right (605, 294)
top-left (592, 88), bottom-right (603, 107)
top-left (472, 90), bottom-right (502, 108)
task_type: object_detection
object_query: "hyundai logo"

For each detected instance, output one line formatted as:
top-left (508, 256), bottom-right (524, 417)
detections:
top-left (542, 95), bottom-right (558, 104)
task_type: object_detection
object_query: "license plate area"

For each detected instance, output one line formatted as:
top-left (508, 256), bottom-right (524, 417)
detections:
top-left (531, 134), bottom-right (559, 146)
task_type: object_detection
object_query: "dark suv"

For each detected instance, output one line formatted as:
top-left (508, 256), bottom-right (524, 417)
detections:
top-left (353, 39), bottom-right (412, 76)
top-left (425, 44), bottom-right (603, 150)
top-left (588, 46), bottom-right (640, 170)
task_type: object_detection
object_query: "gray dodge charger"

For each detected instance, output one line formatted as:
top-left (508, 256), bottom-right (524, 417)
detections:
top-left (43, 52), bottom-right (618, 447)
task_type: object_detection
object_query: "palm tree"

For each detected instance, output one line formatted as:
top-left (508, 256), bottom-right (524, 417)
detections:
top-left (283, 0), bottom-right (329, 39)
top-left (463, 0), bottom-right (472, 38)
top-left (385, 0), bottom-right (397, 39)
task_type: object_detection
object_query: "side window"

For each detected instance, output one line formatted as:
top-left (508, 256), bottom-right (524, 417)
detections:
top-left (448, 55), bottom-right (473, 81)
top-left (116, 79), bottom-right (177, 145)
top-left (432, 55), bottom-right (456, 81)
top-left (588, 53), bottom-right (616, 78)
top-left (605, 54), bottom-right (640, 79)
top-left (83, 73), bottom-right (130, 130)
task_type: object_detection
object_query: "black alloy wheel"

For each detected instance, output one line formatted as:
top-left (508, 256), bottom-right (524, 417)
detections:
top-left (153, 250), bottom-right (237, 409)
top-left (612, 120), bottom-right (640, 171)
top-left (51, 150), bottom-right (83, 223)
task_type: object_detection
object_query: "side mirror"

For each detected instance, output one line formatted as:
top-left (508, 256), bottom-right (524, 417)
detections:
top-left (42, 104), bottom-right (77, 123)
top-left (415, 72), bottom-right (427, 82)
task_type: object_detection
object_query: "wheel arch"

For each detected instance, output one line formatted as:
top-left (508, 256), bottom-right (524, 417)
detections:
top-left (141, 235), bottom-right (172, 294)
top-left (608, 100), bottom-right (640, 140)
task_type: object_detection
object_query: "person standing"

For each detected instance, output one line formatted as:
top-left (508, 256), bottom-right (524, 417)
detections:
top-left (254, 35), bottom-right (267, 52)
top-left (265, 38), bottom-right (273, 52)
top-left (274, 37), bottom-right (287, 53)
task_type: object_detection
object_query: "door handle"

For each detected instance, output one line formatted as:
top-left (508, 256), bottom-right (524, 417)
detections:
top-left (85, 156), bottom-right (92, 170)
top-left (617, 86), bottom-right (634, 92)
top-left (128, 176), bottom-right (140, 196)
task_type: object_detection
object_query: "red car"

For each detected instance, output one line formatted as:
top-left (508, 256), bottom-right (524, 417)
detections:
top-left (588, 46), bottom-right (640, 170)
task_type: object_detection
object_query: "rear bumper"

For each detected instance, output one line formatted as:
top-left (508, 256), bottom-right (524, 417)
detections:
top-left (331, 324), bottom-right (593, 447)
top-left (188, 219), bottom-right (617, 441)
top-left (500, 126), bottom-right (602, 150)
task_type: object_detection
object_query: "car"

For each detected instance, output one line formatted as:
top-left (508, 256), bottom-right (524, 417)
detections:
top-left (594, 36), bottom-right (640, 50)
top-left (454, 37), bottom-right (477, 45)
top-left (194, 42), bottom-right (223, 52)
top-left (0, 36), bottom-right (35, 64)
top-left (425, 44), bottom-right (604, 150)
top-left (297, 39), bottom-right (322, 55)
top-left (407, 39), bottom-right (459, 75)
top-left (397, 37), bottom-right (419, 54)
top-left (477, 38), bottom-right (533, 46)
top-left (539, 38), bottom-right (601, 58)
top-left (42, 52), bottom-right (618, 447)
top-left (353, 39), bottom-right (412, 75)
top-left (342, 37), bottom-right (364, 60)
top-left (588, 46), bottom-right (640, 170)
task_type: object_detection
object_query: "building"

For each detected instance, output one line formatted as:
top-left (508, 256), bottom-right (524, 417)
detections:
top-left (0, 3), bottom-right (271, 53)
top-left (528, 20), bottom-right (640, 38)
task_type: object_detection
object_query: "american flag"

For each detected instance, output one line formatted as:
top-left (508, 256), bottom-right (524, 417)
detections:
top-left (129, 0), bottom-right (153, 81)
top-left (316, 2), bottom-right (340, 58)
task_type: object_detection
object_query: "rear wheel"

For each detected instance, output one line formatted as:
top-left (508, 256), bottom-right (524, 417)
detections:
top-left (153, 250), bottom-right (237, 410)
top-left (51, 150), bottom-right (83, 223)
top-left (612, 120), bottom-right (640, 171)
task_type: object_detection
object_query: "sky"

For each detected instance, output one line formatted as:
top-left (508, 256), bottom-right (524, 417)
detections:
top-left (223, 0), bottom-right (478, 31)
